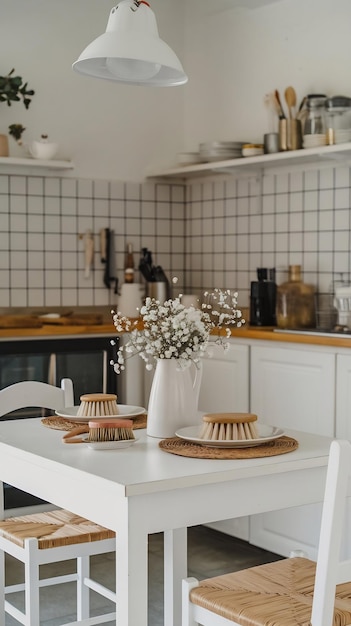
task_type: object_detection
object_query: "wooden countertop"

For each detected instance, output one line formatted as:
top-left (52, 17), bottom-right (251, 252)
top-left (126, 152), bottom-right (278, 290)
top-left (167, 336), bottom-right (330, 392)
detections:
top-left (226, 326), bottom-right (351, 348)
top-left (1, 321), bottom-right (351, 349)
top-left (0, 324), bottom-right (116, 339)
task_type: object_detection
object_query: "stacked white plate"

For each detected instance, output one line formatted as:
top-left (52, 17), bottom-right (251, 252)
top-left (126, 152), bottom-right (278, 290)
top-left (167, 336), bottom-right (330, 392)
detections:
top-left (176, 152), bottom-right (200, 165)
top-left (303, 134), bottom-right (326, 149)
top-left (199, 141), bottom-right (245, 162)
top-left (334, 129), bottom-right (351, 144)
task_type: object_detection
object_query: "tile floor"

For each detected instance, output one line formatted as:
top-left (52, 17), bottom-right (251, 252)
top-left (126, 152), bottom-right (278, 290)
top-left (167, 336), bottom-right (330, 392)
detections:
top-left (5, 525), bottom-right (281, 625)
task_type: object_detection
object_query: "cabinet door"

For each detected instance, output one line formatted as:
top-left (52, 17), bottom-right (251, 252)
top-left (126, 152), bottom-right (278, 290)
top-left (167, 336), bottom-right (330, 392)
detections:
top-left (250, 344), bottom-right (335, 559)
top-left (200, 340), bottom-right (250, 541)
top-left (144, 340), bottom-right (250, 415)
top-left (199, 341), bottom-right (249, 413)
top-left (336, 354), bottom-right (351, 439)
top-left (250, 345), bottom-right (335, 435)
top-left (335, 354), bottom-right (351, 559)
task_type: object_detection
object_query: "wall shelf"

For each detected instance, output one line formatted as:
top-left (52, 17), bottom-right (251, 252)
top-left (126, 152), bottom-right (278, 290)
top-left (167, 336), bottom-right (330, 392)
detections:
top-left (146, 142), bottom-right (351, 180)
top-left (0, 156), bottom-right (74, 171)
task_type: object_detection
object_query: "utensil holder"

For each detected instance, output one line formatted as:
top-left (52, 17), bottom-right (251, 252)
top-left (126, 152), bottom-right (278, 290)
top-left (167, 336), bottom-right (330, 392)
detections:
top-left (146, 282), bottom-right (170, 304)
top-left (279, 119), bottom-right (302, 151)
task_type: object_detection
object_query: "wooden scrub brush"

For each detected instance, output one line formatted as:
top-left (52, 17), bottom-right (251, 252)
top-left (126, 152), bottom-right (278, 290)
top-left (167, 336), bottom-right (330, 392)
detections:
top-left (76, 393), bottom-right (119, 418)
top-left (63, 419), bottom-right (135, 444)
top-left (200, 413), bottom-right (259, 441)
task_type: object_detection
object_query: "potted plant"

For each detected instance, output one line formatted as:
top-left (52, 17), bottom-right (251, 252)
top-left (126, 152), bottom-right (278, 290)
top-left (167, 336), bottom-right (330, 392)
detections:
top-left (0, 68), bottom-right (35, 156)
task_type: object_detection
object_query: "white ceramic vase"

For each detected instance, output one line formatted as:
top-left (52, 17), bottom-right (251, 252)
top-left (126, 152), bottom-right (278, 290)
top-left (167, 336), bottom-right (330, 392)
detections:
top-left (147, 358), bottom-right (202, 438)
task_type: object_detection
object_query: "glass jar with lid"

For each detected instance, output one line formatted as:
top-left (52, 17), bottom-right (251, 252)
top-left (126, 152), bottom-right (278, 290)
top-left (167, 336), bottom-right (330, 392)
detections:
top-left (276, 265), bottom-right (316, 329)
top-left (325, 96), bottom-right (351, 144)
top-left (303, 94), bottom-right (327, 147)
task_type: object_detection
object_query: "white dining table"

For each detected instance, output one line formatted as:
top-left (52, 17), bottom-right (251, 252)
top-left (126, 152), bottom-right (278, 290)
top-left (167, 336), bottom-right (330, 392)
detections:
top-left (0, 418), bottom-right (332, 626)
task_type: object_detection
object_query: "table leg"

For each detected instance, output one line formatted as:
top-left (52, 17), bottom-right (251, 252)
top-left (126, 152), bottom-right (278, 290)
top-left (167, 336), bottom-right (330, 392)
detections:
top-left (164, 528), bottom-right (187, 626)
top-left (116, 513), bottom-right (149, 626)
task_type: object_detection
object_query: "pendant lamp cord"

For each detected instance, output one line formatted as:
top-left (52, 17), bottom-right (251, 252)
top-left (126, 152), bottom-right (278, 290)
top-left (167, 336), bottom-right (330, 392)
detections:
top-left (132, 0), bottom-right (150, 9)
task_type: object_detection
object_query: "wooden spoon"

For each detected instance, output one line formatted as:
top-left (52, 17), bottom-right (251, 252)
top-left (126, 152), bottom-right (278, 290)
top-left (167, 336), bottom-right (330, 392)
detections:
top-left (284, 86), bottom-right (297, 119)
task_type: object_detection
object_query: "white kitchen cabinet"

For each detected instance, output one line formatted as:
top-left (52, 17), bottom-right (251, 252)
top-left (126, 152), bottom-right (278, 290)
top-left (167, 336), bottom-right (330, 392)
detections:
top-left (143, 339), bottom-right (251, 540)
top-left (143, 338), bottom-right (250, 415)
top-left (250, 344), bottom-right (335, 435)
top-left (249, 343), bottom-right (335, 559)
top-left (335, 353), bottom-right (351, 559)
top-left (336, 354), bottom-right (351, 440)
top-left (198, 339), bottom-right (249, 413)
top-left (200, 339), bottom-right (250, 540)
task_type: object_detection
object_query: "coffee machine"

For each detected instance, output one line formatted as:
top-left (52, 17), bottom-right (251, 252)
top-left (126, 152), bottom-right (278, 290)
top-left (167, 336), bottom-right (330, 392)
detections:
top-left (334, 284), bottom-right (351, 330)
top-left (250, 268), bottom-right (277, 326)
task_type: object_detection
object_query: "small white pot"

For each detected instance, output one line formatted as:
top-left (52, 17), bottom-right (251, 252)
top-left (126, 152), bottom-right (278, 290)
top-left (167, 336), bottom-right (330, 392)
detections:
top-left (28, 140), bottom-right (58, 160)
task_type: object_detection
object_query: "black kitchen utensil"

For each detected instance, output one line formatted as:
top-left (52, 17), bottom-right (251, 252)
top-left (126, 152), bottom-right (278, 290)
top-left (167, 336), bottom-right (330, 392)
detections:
top-left (139, 248), bottom-right (155, 281)
top-left (102, 228), bottom-right (118, 291)
top-left (103, 229), bottom-right (111, 288)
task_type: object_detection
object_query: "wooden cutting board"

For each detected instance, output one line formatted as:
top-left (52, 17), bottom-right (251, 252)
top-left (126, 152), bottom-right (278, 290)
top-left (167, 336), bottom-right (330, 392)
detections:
top-left (41, 314), bottom-right (103, 326)
top-left (0, 315), bottom-right (43, 328)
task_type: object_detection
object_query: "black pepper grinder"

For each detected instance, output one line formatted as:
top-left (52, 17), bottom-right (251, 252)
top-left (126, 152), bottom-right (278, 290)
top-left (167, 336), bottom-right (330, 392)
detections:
top-left (250, 268), bottom-right (276, 326)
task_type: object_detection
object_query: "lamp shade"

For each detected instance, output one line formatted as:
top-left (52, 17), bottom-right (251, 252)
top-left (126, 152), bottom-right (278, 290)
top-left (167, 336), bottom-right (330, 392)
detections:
top-left (72, 0), bottom-right (188, 87)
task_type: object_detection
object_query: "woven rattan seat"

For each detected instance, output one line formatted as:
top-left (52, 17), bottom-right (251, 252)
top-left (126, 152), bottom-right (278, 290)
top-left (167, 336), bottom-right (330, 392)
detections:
top-left (0, 379), bottom-right (116, 626)
top-left (182, 440), bottom-right (351, 626)
top-left (189, 557), bottom-right (351, 626)
top-left (0, 509), bottom-right (115, 550)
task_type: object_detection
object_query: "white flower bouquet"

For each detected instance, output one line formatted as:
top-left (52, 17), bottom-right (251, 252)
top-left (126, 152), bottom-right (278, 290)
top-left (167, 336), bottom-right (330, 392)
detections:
top-left (111, 289), bottom-right (244, 373)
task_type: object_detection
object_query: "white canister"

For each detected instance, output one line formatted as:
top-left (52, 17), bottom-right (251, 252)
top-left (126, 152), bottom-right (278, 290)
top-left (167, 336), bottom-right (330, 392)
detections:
top-left (117, 283), bottom-right (145, 318)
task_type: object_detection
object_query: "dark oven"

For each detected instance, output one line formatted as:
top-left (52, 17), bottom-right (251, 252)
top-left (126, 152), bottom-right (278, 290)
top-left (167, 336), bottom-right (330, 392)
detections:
top-left (0, 334), bottom-right (119, 510)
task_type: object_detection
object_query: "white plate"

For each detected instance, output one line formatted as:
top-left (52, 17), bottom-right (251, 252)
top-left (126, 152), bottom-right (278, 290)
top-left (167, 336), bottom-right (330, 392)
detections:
top-left (175, 423), bottom-right (285, 448)
top-left (55, 405), bottom-right (146, 422)
top-left (83, 436), bottom-right (137, 450)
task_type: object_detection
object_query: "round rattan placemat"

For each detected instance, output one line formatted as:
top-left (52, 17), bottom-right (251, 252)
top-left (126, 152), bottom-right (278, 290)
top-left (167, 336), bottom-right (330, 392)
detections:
top-left (42, 413), bottom-right (147, 431)
top-left (158, 435), bottom-right (298, 459)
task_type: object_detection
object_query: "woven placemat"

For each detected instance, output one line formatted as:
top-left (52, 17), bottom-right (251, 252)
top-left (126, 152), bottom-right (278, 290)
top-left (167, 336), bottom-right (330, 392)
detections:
top-left (158, 435), bottom-right (298, 459)
top-left (42, 413), bottom-right (147, 431)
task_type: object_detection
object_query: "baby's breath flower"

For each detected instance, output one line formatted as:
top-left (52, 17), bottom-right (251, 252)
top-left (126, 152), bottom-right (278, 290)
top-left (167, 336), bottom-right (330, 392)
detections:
top-left (110, 291), bottom-right (245, 372)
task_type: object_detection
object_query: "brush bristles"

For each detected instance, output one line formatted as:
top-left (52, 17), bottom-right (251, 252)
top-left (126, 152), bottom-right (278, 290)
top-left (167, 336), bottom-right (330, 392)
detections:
top-left (77, 394), bottom-right (119, 417)
top-left (88, 426), bottom-right (135, 443)
top-left (200, 421), bottom-right (258, 441)
top-left (200, 413), bottom-right (259, 441)
top-left (88, 418), bottom-right (134, 442)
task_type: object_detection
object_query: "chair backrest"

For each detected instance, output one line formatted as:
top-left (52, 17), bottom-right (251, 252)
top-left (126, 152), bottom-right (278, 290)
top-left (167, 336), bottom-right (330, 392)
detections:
top-left (311, 439), bottom-right (351, 626)
top-left (0, 378), bottom-right (74, 417)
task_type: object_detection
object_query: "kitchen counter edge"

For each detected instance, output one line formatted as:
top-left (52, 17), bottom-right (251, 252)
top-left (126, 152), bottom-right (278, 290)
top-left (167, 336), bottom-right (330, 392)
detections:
top-left (1, 323), bottom-right (351, 349)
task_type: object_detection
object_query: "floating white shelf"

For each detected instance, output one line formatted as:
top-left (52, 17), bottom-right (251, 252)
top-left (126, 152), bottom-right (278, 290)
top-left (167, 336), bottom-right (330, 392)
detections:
top-left (0, 156), bottom-right (74, 171)
top-left (146, 142), bottom-right (351, 180)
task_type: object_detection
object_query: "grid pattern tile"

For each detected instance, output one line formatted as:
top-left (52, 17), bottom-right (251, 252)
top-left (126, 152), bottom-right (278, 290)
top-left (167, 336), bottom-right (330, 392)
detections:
top-left (185, 164), bottom-right (351, 308)
top-left (1, 162), bottom-right (350, 310)
top-left (0, 175), bottom-right (186, 308)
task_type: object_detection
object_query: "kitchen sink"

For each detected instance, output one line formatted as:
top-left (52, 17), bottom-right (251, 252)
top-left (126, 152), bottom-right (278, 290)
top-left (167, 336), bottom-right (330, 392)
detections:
top-left (274, 328), bottom-right (351, 337)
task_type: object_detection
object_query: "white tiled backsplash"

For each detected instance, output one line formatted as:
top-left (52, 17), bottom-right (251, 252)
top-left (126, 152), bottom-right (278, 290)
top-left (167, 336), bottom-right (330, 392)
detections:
top-left (0, 163), bottom-right (350, 310)
top-left (0, 176), bottom-right (186, 308)
top-left (186, 164), bottom-right (351, 308)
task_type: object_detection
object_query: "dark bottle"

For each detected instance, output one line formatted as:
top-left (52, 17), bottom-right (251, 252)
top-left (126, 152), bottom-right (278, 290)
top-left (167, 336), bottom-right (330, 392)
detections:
top-left (250, 268), bottom-right (276, 326)
top-left (124, 243), bottom-right (135, 283)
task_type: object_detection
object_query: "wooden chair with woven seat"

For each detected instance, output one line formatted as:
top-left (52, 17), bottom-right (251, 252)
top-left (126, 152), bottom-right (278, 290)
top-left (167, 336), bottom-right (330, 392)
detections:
top-left (182, 439), bottom-right (351, 626)
top-left (0, 379), bottom-right (116, 626)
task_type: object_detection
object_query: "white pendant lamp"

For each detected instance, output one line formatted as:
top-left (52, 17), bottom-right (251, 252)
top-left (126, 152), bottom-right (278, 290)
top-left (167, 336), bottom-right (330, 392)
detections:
top-left (72, 0), bottom-right (188, 87)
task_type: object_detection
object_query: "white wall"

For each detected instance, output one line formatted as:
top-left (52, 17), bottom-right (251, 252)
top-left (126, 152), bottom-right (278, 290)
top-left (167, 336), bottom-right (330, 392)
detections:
top-left (0, 0), bottom-right (186, 181)
top-left (184, 0), bottom-right (351, 150)
top-left (3, 0), bottom-right (351, 181)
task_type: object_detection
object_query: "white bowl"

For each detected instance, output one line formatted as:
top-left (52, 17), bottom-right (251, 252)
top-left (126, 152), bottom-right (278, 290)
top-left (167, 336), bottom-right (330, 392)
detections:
top-left (29, 140), bottom-right (58, 160)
